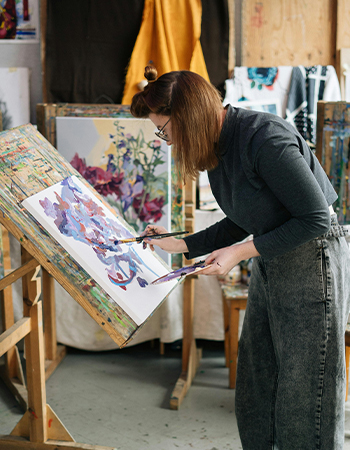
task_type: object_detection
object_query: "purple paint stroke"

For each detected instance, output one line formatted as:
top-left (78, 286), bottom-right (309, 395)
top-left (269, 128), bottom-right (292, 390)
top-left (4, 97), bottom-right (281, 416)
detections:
top-left (38, 177), bottom-right (157, 290)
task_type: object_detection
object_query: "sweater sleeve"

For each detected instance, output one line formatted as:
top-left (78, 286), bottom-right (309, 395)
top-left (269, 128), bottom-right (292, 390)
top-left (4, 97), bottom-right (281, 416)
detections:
top-left (252, 134), bottom-right (333, 259)
top-left (183, 217), bottom-right (249, 259)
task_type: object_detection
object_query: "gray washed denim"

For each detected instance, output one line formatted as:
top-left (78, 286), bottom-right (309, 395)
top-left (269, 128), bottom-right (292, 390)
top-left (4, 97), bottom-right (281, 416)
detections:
top-left (235, 216), bottom-right (350, 450)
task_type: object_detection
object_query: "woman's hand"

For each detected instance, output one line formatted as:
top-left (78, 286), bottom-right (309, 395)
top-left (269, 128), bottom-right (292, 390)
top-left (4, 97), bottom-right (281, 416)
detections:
top-left (140, 225), bottom-right (189, 254)
top-left (201, 240), bottom-right (260, 276)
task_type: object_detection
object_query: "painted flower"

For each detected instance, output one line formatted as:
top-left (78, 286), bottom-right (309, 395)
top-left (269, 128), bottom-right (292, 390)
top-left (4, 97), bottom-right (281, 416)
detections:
top-left (71, 153), bottom-right (124, 197)
top-left (120, 174), bottom-right (144, 212)
top-left (132, 192), bottom-right (165, 223)
top-left (247, 67), bottom-right (278, 90)
top-left (70, 120), bottom-right (169, 233)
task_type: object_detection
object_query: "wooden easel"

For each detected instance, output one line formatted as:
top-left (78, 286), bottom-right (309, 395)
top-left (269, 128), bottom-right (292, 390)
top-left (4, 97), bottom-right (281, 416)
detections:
top-left (0, 239), bottom-right (115, 449)
top-left (0, 123), bottom-right (157, 447)
top-left (0, 225), bottom-right (66, 411)
top-left (169, 179), bottom-right (202, 410)
top-left (35, 103), bottom-right (200, 408)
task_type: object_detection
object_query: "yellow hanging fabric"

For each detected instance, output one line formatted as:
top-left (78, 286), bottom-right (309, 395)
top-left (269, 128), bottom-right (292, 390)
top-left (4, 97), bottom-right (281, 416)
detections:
top-left (121, 0), bottom-right (209, 105)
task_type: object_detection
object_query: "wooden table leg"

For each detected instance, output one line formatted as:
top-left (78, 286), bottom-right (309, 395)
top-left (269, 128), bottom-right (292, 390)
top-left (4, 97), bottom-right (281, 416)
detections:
top-left (223, 296), bottom-right (230, 368)
top-left (228, 303), bottom-right (240, 389)
top-left (220, 284), bottom-right (248, 390)
top-left (346, 345), bottom-right (350, 401)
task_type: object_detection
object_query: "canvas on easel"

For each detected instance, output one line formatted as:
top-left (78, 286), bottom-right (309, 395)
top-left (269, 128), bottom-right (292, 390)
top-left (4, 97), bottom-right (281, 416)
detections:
top-left (23, 175), bottom-right (175, 325)
top-left (0, 123), bottom-right (180, 346)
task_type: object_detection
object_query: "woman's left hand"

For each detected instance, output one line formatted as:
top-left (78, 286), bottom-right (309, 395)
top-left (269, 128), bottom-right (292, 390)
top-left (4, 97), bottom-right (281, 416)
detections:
top-left (200, 240), bottom-right (260, 276)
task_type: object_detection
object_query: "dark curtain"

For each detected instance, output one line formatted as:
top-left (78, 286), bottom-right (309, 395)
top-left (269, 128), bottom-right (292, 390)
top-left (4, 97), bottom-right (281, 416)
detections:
top-left (200, 0), bottom-right (229, 97)
top-left (45, 0), bottom-right (229, 104)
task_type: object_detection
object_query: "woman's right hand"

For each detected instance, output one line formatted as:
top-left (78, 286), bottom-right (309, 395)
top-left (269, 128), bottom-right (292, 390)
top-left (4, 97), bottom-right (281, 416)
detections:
top-left (140, 225), bottom-right (189, 254)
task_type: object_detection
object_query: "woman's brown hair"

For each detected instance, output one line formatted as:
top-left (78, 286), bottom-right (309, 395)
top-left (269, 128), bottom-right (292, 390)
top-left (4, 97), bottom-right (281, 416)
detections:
top-left (130, 66), bottom-right (223, 180)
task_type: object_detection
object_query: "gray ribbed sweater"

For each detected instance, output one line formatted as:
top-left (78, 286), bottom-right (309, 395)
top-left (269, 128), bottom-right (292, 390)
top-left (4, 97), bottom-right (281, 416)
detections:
top-left (184, 105), bottom-right (337, 260)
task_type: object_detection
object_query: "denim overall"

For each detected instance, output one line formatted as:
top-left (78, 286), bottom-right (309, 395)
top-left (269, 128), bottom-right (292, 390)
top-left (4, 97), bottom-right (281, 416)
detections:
top-left (235, 216), bottom-right (350, 449)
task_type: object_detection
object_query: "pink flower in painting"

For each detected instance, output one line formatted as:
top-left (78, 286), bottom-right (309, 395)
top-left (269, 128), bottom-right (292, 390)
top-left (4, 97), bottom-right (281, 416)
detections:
top-left (0, 0), bottom-right (17, 39)
top-left (150, 139), bottom-right (162, 149)
top-left (70, 153), bottom-right (124, 197)
top-left (132, 192), bottom-right (165, 223)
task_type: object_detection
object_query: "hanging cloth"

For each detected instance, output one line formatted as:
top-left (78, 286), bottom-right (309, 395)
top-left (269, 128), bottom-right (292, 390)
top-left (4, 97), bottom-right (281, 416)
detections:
top-left (285, 65), bottom-right (341, 145)
top-left (122, 0), bottom-right (209, 105)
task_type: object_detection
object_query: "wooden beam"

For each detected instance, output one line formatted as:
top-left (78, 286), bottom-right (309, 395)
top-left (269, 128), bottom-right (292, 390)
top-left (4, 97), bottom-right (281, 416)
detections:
top-left (23, 301), bottom-right (47, 442)
top-left (36, 104), bottom-right (57, 146)
top-left (336, 0), bottom-right (350, 81)
top-left (0, 435), bottom-right (117, 449)
top-left (40, 0), bottom-right (48, 103)
top-left (170, 178), bottom-right (202, 409)
top-left (0, 225), bottom-right (18, 379)
top-left (0, 318), bottom-right (31, 358)
top-left (42, 269), bottom-right (57, 361)
top-left (170, 340), bottom-right (202, 410)
top-left (44, 345), bottom-right (67, 381)
top-left (0, 259), bottom-right (39, 292)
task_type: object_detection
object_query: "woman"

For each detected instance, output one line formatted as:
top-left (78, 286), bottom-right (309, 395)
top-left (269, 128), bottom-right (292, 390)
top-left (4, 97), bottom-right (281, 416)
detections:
top-left (130, 66), bottom-right (350, 450)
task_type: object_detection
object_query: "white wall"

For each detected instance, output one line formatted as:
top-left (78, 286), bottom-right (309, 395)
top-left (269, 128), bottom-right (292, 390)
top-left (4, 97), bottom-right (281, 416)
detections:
top-left (0, 41), bottom-right (42, 125)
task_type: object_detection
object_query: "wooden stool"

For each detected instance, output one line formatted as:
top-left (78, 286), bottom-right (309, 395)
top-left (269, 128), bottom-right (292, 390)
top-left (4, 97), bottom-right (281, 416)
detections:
top-left (220, 282), bottom-right (248, 389)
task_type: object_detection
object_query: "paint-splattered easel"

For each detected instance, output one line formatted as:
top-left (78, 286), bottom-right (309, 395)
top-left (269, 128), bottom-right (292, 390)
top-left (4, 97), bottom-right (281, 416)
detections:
top-left (0, 123), bottom-right (155, 449)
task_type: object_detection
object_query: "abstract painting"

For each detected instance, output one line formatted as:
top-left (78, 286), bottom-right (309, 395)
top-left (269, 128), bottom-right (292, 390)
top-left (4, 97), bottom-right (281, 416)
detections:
top-left (56, 117), bottom-right (172, 264)
top-left (0, 0), bottom-right (39, 40)
top-left (22, 175), bottom-right (177, 326)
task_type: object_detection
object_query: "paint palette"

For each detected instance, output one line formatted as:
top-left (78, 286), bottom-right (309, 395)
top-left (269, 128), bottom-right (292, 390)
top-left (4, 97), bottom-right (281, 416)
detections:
top-left (151, 260), bottom-right (213, 285)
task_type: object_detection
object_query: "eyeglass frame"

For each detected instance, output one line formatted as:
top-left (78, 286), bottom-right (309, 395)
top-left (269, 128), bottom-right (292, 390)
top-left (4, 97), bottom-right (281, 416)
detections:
top-left (155, 118), bottom-right (171, 141)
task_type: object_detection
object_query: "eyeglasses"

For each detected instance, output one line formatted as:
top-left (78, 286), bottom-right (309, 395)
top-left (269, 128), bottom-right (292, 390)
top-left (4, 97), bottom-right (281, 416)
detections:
top-left (155, 118), bottom-right (171, 142)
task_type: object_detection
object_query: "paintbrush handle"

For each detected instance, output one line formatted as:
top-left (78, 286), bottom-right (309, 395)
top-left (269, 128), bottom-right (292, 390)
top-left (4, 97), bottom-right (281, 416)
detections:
top-left (145, 231), bottom-right (189, 240)
top-left (116, 231), bottom-right (188, 244)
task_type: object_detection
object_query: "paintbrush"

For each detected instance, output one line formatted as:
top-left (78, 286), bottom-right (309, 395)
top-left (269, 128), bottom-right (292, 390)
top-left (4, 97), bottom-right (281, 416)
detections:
top-left (115, 230), bottom-right (189, 244)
